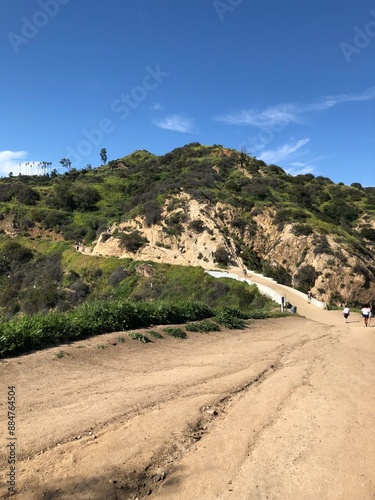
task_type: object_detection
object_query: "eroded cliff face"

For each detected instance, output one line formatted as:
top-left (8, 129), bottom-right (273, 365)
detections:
top-left (91, 194), bottom-right (375, 306)
top-left (248, 209), bottom-right (375, 306)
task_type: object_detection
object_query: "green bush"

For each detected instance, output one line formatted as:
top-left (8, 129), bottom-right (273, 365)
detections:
top-left (128, 332), bottom-right (150, 343)
top-left (294, 265), bottom-right (319, 293)
top-left (118, 231), bottom-right (148, 252)
top-left (0, 299), bottom-right (214, 357)
top-left (214, 307), bottom-right (247, 329)
top-left (292, 224), bottom-right (313, 237)
top-left (162, 327), bottom-right (187, 339)
top-left (185, 320), bottom-right (220, 332)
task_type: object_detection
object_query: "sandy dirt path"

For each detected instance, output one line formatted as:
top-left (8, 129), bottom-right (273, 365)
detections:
top-left (1, 303), bottom-right (374, 499)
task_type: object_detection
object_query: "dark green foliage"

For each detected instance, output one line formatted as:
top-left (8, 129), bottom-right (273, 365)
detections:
top-left (149, 330), bottom-right (163, 339)
top-left (143, 199), bottom-right (162, 226)
top-left (214, 307), bottom-right (247, 329)
top-left (162, 326), bottom-right (187, 339)
top-left (322, 200), bottom-right (360, 226)
top-left (72, 185), bottom-right (101, 211)
top-left (100, 148), bottom-right (107, 165)
top-left (262, 263), bottom-right (292, 286)
top-left (360, 227), bottom-right (375, 241)
top-left (118, 231), bottom-right (148, 252)
top-left (294, 265), bottom-right (319, 293)
top-left (185, 320), bottom-right (220, 332)
top-left (214, 246), bottom-right (229, 266)
top-left (188, 219), bottom-right (206, 233)
top-left (292, 224), bottom-right (314, 237)
top-left (128, 332), bottom-right (150, 343)
top-left (17, 186), bottom-right (40, 205)
top-left (312, 235), bottom-right (333, 256)
top-left (108, 267), bottom-right (129, 285)
top-left (47, 182), bottom-right (76, 211)
top-left (0, 299), bottom-right (215, 356)
top-left (274, 209), bottom-right (308, 226)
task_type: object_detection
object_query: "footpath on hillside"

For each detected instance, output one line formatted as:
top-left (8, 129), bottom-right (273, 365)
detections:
top-left (0, 267), bottom-right (374, 499)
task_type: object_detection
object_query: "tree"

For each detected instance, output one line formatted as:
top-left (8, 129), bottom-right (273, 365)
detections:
top-left (60, 158), bottom-right (72, 171)
top-left (100, 148), bottom-right (107, 165)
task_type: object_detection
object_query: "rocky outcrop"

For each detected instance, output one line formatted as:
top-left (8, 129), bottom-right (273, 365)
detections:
top-left (90, 195), bottom-right (375, 307)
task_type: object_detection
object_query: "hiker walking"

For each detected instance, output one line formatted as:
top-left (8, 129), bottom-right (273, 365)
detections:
top-left (342, 306), bottom-right (350, 323)
top-left (361, 306), bottom-right (371, 327)
top-left (307, 291), bottom-right (312, 304)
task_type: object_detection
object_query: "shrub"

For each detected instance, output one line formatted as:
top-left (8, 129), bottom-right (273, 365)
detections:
top-left (214, 246), bottom-right (229, 266)
top-left (292, 224), bottom-right (313, 237)
top-left (72, 185), bottom-right (101, 211)
top-left (188, 220), bottom-right (206, 233)
top-left (143, 200), bottom-right (162, 226)
top-left (214, 307), bottom-right (247, 329)
top-left (149, 330), bottom-right (163, 339)
top-left (118, 231), bottom-right (148, 252)
top-left (313, 235), bottom-right (333, 256)
top-left (108, 267), bottom-right (129, 285)
top-left (17, 186), bottom-right (40, 205)
top-left (294, 265), bottom-right (319, 293)
top-left (128, 332), bottom-right (150, 343)
top-left (185, 320), bottom-right (220, 332)
top-left (162, 327), bottom-right (187, 339)
top-left (360, 227), bottom-right (375, 241)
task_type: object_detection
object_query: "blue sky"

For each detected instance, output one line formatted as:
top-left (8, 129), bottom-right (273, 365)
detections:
top-left (1, 0), bottom-right (374, 185)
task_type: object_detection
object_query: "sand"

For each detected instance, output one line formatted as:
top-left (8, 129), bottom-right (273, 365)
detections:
top-left (1, 272), bottom-right (374, 499)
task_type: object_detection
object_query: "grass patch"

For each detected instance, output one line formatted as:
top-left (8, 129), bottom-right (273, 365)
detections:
top-left (116, 336), bottom-right (126, 343)
top-left (185, 320), bottom-right (220, 333)
top-left (55, 350), bottom-right (69, 359)
top-left (128, 332), bottom-right (150, 343)
top-left (214, 307), bottom-right (247, 329)
top-left (149, 330), bottom-right (163, 339)
top-left (162, 327), bottom-right (187, 339)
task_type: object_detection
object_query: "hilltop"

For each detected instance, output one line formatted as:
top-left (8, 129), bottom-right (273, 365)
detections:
top-left (0, 142), bottom-right (375, 314)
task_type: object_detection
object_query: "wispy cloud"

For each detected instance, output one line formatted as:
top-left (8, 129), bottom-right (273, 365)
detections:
top-left (154, 114), bottom-right (195, 133)
top-left (216, 104), bottom-right (299, 127)
top-left (259, 138), bottom-right (310, 164)
top-left (216, 86), bottom-right (375, 128)
top-left (0, 150), bottom-right (27, 176)
top-left (306, 86), bottom-right (375, 111)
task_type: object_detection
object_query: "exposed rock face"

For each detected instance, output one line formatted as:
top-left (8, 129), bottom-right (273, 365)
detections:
top-left (92, 195), bottom-right (237, 269)
top-left (91, 194), bottom-right (375, 307)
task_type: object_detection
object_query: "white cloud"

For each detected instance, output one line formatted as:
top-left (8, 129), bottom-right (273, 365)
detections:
top-left (154, 114), bottom-right (194, 133)
top-left (216, 85), bottom-right (375, 128)
top-left (0, 150), bottom-right (27, 176)
top-left (216, 104), bottom-right (299, 127)
top-left (306, 86), bottom-right (375, 111)
top-left (286, 164), bottom-right (316, 176)
top-left (259, 138), bottom-right (310, 164)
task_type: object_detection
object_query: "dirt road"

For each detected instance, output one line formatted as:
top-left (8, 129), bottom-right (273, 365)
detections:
top-left (1, 306), bottom-right (375, 499)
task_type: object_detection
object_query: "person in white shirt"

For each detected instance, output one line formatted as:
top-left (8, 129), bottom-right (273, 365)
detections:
top-left (361, 306), bottom-right (371, 327)
top-left (342, 306), bottom-right (350, 323)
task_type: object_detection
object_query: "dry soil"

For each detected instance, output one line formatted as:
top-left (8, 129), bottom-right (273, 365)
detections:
top-left (1, 280), bottom-right (374, 499)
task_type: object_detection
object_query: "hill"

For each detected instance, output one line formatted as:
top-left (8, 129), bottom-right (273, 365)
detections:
top-left (0, 142), bottom-right (374, 314)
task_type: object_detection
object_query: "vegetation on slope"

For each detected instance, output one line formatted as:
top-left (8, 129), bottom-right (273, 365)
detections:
top-left (0, 142), bottom-right (374, 316)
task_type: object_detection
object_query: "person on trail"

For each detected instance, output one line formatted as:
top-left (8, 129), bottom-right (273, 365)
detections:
top-left (307, 291), bottom-right (312, 304)
top-left (361, 306), bottom-right (371, 327)
top-left (342, 306), bottom-right (350, 323)
top-left (368, 308), bottom-right (373, 327)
